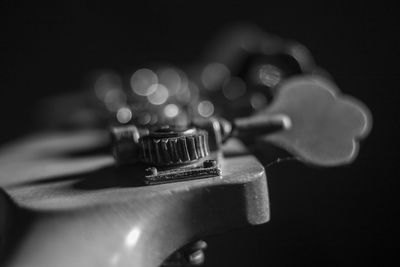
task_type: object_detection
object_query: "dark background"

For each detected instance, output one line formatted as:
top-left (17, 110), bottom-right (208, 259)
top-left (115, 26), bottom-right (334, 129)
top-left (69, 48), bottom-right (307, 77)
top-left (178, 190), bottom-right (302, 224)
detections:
top-left (1, 1), bottom-right (399, 266)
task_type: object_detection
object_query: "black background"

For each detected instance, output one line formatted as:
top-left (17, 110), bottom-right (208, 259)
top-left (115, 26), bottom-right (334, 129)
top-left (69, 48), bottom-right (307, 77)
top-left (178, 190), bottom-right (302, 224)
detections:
top-left (1, 1), bottom-right (399, 266)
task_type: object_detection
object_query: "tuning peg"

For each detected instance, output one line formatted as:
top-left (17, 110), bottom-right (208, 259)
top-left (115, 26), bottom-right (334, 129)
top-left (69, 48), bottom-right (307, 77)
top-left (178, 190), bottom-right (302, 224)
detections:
top-left (216, 76), bottom-right (371, 166)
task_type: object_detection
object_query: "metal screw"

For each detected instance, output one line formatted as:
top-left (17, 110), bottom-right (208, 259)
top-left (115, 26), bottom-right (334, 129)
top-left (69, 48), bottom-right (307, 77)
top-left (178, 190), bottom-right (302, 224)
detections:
top-left (145, 167), bottom-right (158, 176)
top-left (203, 160), bottom-right (217, 168)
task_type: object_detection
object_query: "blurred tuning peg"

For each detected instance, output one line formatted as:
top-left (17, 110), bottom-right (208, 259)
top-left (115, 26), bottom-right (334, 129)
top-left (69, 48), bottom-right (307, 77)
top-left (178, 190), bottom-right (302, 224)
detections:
top-left (223, 76), bottom-right (371, 166)
top-left (207, 24), bottom-right (317, 76)
top-left (200, 24), bottom-right (329, 120)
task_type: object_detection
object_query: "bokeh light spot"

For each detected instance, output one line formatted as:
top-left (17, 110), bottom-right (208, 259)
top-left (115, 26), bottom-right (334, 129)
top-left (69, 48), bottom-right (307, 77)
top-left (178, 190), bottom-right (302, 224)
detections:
top-left (201, 63), bottom-right (230, 90)
top-left (257, 64), bottom-right (282, 87)
top-left (164, 104), bottom-right (179, 118)
top-left (138, 112), bottom-right (152, 125)
top-left (157, 68), bottom-right (182, 95)
top-left (116, 107), bottom-right (132, 124)
top-left (250, 92), bottom-right (267, 110)
top-left (222, 77), bottom-right (246, 100)
top-left (104, 89), bottom-right (127, 112)
top-left (130, 68), bottom-right (158, 96)
top-left (197, 100), bottom-right (214, 117)
top-left (94, 72), bottom-right (122, 101)
top-left (147, 84), bottom-right (169, 105)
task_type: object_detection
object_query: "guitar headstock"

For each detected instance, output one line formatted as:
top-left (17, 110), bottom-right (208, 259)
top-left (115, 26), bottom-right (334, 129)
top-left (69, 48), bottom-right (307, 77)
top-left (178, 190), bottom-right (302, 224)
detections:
top-left (0, 130), bottom-right (269, 267)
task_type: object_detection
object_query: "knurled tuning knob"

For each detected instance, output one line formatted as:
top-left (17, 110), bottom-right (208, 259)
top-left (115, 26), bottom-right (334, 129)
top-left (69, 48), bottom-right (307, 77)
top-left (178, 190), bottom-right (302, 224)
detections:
top-left (110, 116), bottom-right (285, 165)
top-left (139, 127), bottom-right (209, 167)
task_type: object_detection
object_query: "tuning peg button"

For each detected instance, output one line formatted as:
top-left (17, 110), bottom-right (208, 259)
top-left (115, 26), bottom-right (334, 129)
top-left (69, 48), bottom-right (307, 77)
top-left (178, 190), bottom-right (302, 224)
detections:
top-left (260, 76), bottom-right (372, 166)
